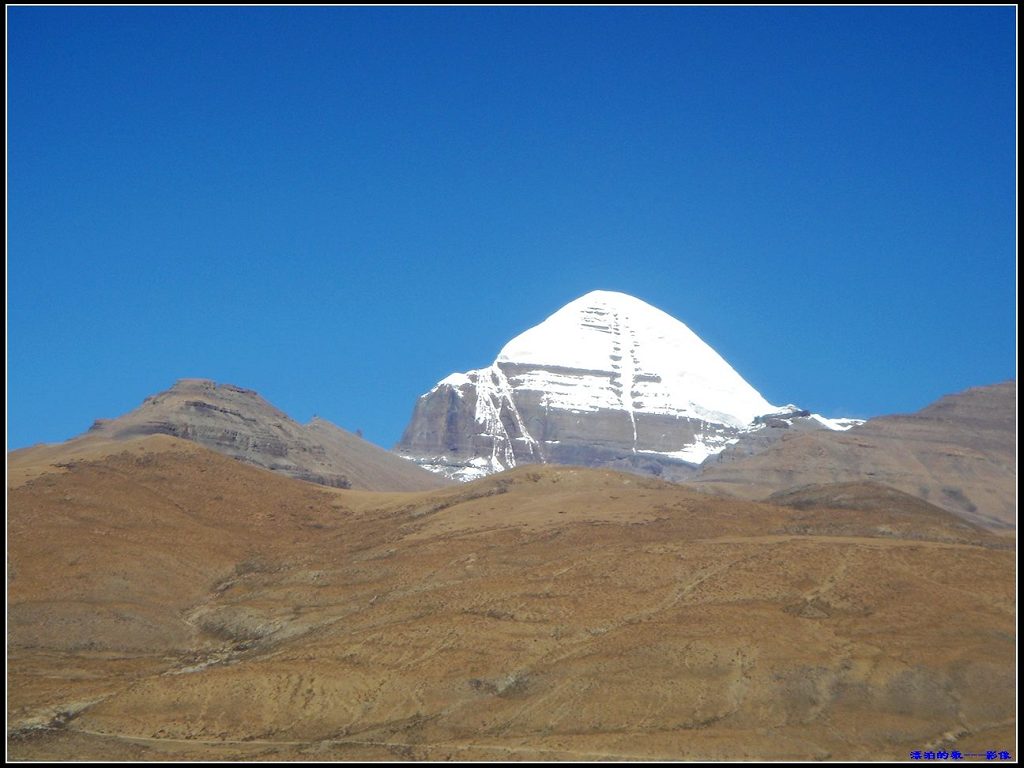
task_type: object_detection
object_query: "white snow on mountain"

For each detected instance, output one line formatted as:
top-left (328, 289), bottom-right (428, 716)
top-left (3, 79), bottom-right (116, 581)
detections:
top-left (638, 433), bottom-right (741, 465)
top-left (494, 290), bottom-right (778, 428)
top-left (403, 454), bottom-right (498, 482)
top-left (811, 414), bottom-right (865, 431)
top-left (409, 290), bottom-right (858, 478)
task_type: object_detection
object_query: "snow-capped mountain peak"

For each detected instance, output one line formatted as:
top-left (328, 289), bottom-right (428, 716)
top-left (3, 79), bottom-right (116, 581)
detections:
top-left (396, 290), bottom-right (857, 482)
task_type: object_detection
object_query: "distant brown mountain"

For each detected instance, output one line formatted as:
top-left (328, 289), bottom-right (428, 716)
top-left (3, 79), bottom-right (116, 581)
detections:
top-left (9, 378), bottom-right (449, 492)
top-left (764, 481), bottom-right (992, 542)
top-left (7, 436), bottom-right (1013, 760)
top-left (693, 381), bottom-right (1016, 531)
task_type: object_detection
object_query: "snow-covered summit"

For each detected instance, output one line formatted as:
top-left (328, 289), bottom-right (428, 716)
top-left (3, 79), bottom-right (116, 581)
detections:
top-left (496, 290), bottom-right (777, 429)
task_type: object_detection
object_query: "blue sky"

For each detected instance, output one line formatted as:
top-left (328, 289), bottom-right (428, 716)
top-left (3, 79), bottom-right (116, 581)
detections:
top-left (7, 7), bottom-right (1017, 450)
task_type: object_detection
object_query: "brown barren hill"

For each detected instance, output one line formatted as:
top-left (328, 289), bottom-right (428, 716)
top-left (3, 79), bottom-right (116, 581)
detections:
top-left (8, 436), bottom-right (1014, 761)
top-left (693, 381), bottom-right (1016, 531)
top-left (8, 378), bottom-right (450, 492)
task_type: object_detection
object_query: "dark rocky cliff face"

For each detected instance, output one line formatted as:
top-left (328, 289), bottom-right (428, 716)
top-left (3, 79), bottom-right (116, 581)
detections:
top-left (396, 367), bottom-right (851, 483)
top-left (395, 363), bottom-right (752, 482)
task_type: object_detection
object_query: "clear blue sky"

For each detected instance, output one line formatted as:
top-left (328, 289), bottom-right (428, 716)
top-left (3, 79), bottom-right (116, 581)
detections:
top-left (7, 6), bottom-right (1017, 451)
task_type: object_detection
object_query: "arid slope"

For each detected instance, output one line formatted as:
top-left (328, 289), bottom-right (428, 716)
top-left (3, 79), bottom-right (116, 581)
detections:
top-left (8, 437), bottom-right (1015, 761)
